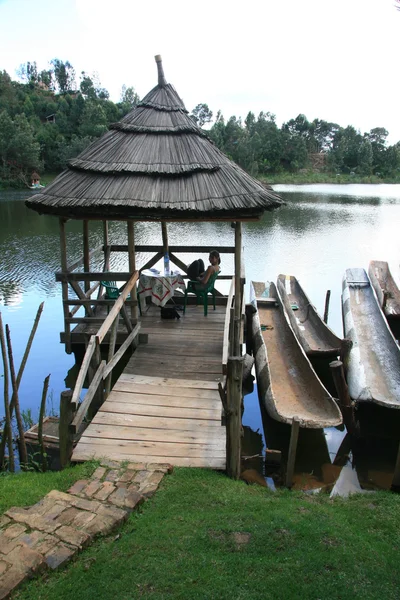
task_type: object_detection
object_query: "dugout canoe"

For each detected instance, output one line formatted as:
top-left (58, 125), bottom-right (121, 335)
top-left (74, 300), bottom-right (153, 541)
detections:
top-left (277, 274), bottom-right (342, 357)
top-left (368, 261), bottom-right (400, 321)
top-left (250, 281), bottom-right (342, 428)
top-left (342, 268), bottom-right (400, 408)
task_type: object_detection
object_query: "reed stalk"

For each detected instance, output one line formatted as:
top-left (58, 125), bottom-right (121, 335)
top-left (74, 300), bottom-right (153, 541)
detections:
top-left (38, 374), bottom-right (50, 472)
top-left (0, 313), bottom-right (14, 472)
top-left (0, 302), bottom-right (44, 464)
top-left (6, 324), bottom-right (28, 466)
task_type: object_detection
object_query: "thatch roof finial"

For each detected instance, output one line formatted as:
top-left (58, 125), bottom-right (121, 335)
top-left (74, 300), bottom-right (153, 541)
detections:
top-left (155, 55), bottom-right (167, 87)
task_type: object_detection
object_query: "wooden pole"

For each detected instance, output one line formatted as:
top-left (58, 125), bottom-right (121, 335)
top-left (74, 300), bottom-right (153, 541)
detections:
top-left (127, 220), bottom-right (137, 321)
top-left (0, 313), bottom-right (14, 472)
top-left (105, 314), bottom-right (119, 398)
top-left (83, 220), bottom-right (90, 295)
top-left (38, 374), bottom-right (50, 472)
top-left (59, 218), bottom-right (71, 354)
top-left (6, 325), bottom-right (28, 466)
top-left (285, 417), bottom-right (300, 488)
top-left (226, 355), bottom-right (244, 479)
top-left (161, 221), bottom-right (169, 254)
top-left (0, 302), bottom-right (44, 466)
top-left (59, 390), bottom-right (75, 468)
top-left (329, 360), bottom-right (357, 436)
top-left (233, 222), bottom-right (242, 356)
top-left (87, 343), bottom-right (104, 420)
top-left (323, 289), bottom-right (331, 324)
top-left (391, 440), bottom-right (400, 492)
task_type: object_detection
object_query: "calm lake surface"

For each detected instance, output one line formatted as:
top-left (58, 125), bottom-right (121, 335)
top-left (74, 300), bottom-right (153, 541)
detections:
top-left (1, 184), bottom-right (400, 488)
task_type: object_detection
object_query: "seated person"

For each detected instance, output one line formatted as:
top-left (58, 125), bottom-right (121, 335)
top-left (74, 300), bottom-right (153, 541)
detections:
top-left (187, 250), bottom-right (221, 290)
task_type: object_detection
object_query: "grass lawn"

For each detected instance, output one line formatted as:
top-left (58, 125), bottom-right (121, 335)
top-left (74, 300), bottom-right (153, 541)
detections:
top-left (0, 462), bottom-right (97, 514)
top-left (12, 467), bottom-right (400, 600)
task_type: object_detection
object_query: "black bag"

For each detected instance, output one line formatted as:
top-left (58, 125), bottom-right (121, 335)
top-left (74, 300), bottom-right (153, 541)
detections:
top-left (160, 306), bottom-right (181, 320)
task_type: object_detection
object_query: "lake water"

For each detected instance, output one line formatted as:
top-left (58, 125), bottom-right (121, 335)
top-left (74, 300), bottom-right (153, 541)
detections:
top-left (1, 184), bottom-right (400, 489)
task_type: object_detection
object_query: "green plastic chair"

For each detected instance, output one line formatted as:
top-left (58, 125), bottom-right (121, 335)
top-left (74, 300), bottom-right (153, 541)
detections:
top-left (183, 270), bottom-right (219, 317)
top-left (101, 280), bottom-right (141, 315)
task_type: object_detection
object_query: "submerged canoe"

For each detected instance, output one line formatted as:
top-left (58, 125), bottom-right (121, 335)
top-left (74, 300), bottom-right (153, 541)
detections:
top-left (277, 274), bottom-right (342, 357)
top-left (368, 260), bottom-right (400, 321)
top-left (342, 268), bottom-right (400, 408)
top-left (251, 281), bottom-right (342, 428)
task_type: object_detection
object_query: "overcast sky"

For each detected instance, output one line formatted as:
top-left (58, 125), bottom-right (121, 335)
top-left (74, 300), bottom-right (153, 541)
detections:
top-left (1, 0), bottom-right (400, 143)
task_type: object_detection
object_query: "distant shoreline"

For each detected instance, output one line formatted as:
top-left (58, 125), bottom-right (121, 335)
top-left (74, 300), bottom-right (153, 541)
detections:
top-left (2, 171), bottom-right (400, 191)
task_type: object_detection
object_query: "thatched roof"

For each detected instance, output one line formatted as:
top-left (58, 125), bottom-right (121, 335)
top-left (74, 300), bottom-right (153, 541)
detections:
top-left (26, 56), bottom-right (283, 221)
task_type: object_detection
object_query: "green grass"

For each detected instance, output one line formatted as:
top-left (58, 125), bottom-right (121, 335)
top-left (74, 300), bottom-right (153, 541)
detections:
top-left (13, 468), bottom-right (400, 600)
top-left (0, 461), bottom-right (97, 514)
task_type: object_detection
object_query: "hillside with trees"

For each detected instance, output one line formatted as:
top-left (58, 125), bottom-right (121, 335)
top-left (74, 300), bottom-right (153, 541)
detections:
top-left (0, 59), bottom-right (399, 187)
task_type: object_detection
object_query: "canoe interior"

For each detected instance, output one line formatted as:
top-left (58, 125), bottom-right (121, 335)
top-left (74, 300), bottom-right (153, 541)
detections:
top-left (342, 267), bottom-right (400, 407)
top-left (251, 281), bottom-right (342, 429)
top-left (277, 274), bottom-right (342, 357)
top-left (368, 260), bottom-right (400, 320)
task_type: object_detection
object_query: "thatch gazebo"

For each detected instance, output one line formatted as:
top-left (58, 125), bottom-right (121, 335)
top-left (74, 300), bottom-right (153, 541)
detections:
top-left (26, 55), bottom-right (283, 476)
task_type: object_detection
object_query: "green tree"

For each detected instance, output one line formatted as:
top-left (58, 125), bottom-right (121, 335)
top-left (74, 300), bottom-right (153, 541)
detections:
top-left (50, 59), bottom-right (76, 94)
top-left (79, 101), bottom-right (108, 138)
top-left (190, 103), bottom-right (213, 128)
top-left (0, 111), bottom-right (40, 182)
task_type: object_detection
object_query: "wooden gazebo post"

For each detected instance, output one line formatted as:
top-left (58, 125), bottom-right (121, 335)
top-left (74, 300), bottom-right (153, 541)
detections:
top-left (127, 220), bottom-right (138, 321)
top-left (226, 221), bottom-right (244, 479)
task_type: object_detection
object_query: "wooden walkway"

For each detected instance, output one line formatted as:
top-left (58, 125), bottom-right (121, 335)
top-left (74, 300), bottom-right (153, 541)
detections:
top-left (72, 303), bottom-right (226, 468)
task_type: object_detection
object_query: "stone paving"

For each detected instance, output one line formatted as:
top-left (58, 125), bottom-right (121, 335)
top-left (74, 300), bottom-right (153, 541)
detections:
top-left (0, 461), bottom-right (172, 599)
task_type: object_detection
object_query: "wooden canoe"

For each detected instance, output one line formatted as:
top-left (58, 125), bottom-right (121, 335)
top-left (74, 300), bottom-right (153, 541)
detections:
top-left (368, 260), bottom-right (400, 321)
top-left (250, 281), bottom-right (342, 428)
top-left (277, 274), bottom-right (342, 357)
top-left (342, 268), bottom-right (400, 408)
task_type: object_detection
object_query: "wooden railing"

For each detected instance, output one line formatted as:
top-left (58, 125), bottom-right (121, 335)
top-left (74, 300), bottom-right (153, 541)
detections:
top-left (59, 271), bottom-right (141, 465)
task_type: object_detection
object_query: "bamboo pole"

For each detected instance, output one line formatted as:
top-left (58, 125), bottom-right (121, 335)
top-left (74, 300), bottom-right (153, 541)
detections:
top-left (6, 325), bottom-right (28, 466)
top-left (0, 302), bottom-right (44, 466)
top-left (0, 313), bottom-right (14, 472)
top-left (59, 218), bottom-right (71, 354)
top-left (38, 374), bottom-right (50, 472)
top-left (285, 417), bottom-right (300, 488)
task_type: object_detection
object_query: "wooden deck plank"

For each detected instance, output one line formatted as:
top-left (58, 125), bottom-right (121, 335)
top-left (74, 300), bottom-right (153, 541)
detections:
top-left (104, 391), bottom-right (221, 410)
top-left (72, 445), bottom-right (225, 468)
top-left (75, 437), bottom-right (226, 458)
top-left (72, 302), bottom-right (227, 468)
top-left (91, 412), bottom-right (222, 430)
top-left (113, 381), bottom-right (220, 400)
top-left (99, 400), bottom-right (222, 421)
top-left (82, 424), bottom-right (226, 446)
top-left (117, 374), bottom-right (220, 389)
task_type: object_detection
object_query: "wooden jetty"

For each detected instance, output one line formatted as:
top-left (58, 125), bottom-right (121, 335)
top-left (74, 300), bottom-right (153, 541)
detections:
top-left (72, 305), bottom-right (226, 468)
top-left (26, 55), bottom-right (283, 478)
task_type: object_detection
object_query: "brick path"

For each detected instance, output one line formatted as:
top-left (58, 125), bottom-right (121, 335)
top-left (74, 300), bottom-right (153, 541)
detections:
top-left (0, 461), bottom-right (172, 599)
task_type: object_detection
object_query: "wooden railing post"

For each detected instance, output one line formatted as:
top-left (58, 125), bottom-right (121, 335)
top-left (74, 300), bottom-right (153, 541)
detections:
top-left (285, 417), bottom-right (300, 489)
top-left (59, 390), bottom-right (75, 468)
top-left (87, 342), bottom-right (104, 420)
top-left (226, 355), bottom-right (244, 479)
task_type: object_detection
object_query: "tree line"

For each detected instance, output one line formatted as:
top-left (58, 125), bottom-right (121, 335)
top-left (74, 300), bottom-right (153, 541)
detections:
top-left (0, 59), bottom-right (399, 187)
